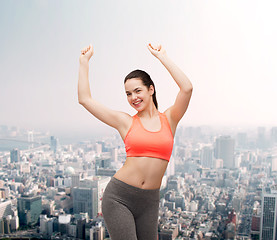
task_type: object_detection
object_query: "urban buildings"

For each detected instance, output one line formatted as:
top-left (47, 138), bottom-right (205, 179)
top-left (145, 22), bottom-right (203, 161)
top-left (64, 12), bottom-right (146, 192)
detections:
top-left (0, 124), bottom-right (276, 239)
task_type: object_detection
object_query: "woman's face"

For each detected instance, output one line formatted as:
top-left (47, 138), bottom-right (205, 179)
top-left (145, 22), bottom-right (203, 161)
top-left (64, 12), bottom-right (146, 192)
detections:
top-left (124, 78), bottom-right (154, 111)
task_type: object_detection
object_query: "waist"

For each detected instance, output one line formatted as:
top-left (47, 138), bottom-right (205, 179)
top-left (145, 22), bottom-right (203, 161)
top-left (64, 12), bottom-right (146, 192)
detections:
top-left (113, 156), bottom-right (168, 189)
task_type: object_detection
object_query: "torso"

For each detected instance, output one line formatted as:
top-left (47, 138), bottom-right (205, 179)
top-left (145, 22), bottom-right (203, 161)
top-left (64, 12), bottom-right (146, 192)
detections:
top-left (114, 110), bottom-right (176, 190)
top-left (113, 156), bottom-right (169, 189)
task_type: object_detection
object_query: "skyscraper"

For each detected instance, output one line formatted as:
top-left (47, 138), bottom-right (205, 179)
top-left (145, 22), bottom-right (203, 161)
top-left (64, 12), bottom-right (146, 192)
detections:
top-left (200, 146), bottom-right (213, 168)
top-left (17, 195), bottom-right (42, 226)
top-left (260, 187), bottom-right (277, 239)
top-left (10, 148), bottom-right (20, 163)
top-left (271, 127), bottom-right (277, 144)
top-left (257, 127), bottom-right (267, 149)
top-left (50, 136), bottom-right (59, 153)
top-left (214, 136), bottom-right (235, 169)
top-left (72, 187), bottom-right (98, 219)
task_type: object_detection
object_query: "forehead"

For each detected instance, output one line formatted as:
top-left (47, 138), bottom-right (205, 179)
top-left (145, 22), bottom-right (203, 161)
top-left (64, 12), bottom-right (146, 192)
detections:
top-left (124, 78), bottom-right (145, 91)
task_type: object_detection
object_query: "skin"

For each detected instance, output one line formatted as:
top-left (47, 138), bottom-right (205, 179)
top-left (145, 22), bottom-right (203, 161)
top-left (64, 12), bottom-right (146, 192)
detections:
top-left (78, 43), bottom-right (193, 189)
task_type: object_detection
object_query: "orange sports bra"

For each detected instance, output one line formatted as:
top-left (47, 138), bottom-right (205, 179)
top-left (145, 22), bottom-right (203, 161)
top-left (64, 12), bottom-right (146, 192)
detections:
top-left (124, 111), bottom-right (174, 161)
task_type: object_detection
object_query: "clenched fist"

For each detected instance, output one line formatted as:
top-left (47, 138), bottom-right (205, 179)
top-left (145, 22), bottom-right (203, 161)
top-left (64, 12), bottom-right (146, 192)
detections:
top-left (147, 43), bottom-right (167, 60)
top-left (79, 44), bottom-right (94, 64)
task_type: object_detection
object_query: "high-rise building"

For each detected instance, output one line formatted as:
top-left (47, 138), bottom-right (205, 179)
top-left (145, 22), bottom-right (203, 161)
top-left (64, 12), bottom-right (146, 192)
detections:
top-left (71, 173), bottom-right (81, 188)
top-left (72, 187), bottom-right (98, 219)
top-left (17, 195), bottom-right (42, 226)
top-left (0, 187), bottom-right (10, 199)
top-left (73, 177), bottom-right (110, 218)
top-left (200, 146), bottom-right (213, 168)
top-left (271, 127), bottom-right (277, 144)
top-left (260, 187), bottom-right (277, 239)
top-left (0, 200), bottom-right (13, 219)
top-left (257, 127), bottom-right (267, 149)
top-left (40, 215), bottom-right (54, 237)
top-left (214, 136), bottom-right (235, 169)
top-left (50, 136), bottom-right (59, 153)
top-left (111, 148), bottom-right (118, 162)
top-left (271, 153), bottom-right (277, 173)
top-left (251, 201), bottom-right (261, 239)
top-left (77, 218), bottom-right (86, 239)
top-left (10, 148), bottom-right (20, 163)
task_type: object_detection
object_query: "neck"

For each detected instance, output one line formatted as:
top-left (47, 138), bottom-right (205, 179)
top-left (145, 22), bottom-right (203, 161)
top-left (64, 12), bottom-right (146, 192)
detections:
top-left (137, 103), bottom-right (158, 118)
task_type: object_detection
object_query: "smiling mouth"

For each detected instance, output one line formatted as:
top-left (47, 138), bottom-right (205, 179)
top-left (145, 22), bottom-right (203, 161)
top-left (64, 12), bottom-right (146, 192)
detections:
top-left (133, 100), bottom-right (142, 106)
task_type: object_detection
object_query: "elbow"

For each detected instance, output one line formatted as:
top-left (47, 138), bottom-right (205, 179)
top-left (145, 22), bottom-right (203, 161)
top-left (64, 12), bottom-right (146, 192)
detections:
top-left (78, 96), bottom-right (92, 105)
top-left (78, 98), bottom-right (88, 105)
top-left (78, 97), bottom-right (84, 105)
top-left (182, 85), bottom-right (193, 94)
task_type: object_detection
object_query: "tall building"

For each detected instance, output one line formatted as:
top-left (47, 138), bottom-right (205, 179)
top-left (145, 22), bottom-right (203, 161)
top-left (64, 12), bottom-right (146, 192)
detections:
top-left (251, 204), bottom-right (261, 240)
top-left (40, 215), bottom-right (54, 237)
top-left (10, 148), bottom-right (20, 163)
top-left (200, 146), bottom-right (213, 168)
top-left (72, 187), bottom-right (98, 219)
top-left (71, 173), bottom-right (81, 188)
top-left (0, 187), bottom-right (10, 199)
top-left (17, 195), bottom-right (42, 226)
top-left (271, 153), bottom-right (277, 173)
top-left (260, 187), bottom-right (277, 239)
top-left (271, 127), bottom-right (277, 144)
top-left (111, 148), bottom-right (118, 162)
top-left (73, 177), bottom-right (110, 218)
top-left (50, 136), bottom-right (59, 153)
top-left (95, 143), bottom-right (102, 155)
top-left (0, 200), bottom-right (13, 219)
top-left (214, 136), bottom-right (235, 169)
top-left (257, 127), bottom-right (267, 149)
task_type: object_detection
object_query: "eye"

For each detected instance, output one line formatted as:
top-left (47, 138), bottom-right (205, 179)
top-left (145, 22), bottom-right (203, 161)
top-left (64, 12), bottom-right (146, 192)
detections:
top-left (126, 93), bottom-right (131, 96)
top-left (136, 90), bottom-right (141, 93)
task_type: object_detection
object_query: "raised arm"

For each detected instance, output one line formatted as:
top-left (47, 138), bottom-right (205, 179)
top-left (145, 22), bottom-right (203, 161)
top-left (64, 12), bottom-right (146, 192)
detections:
top-left (78, 44), bottom-right (131, 135)
top-left (147, 44), bottom-right (193, 131)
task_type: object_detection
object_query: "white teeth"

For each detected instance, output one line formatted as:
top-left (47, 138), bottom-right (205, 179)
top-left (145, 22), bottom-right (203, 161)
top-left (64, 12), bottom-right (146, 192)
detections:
top-left (133, 100), bottom-right (142, 105)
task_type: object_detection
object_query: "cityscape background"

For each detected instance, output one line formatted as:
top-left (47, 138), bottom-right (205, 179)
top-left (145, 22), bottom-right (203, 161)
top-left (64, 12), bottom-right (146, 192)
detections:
top-left (1, 0), bottom-right (277, 239)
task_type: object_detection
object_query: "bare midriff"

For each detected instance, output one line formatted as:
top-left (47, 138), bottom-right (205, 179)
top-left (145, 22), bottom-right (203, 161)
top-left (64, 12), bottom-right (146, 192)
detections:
top-left (113, 156), bottom-right (169, 190)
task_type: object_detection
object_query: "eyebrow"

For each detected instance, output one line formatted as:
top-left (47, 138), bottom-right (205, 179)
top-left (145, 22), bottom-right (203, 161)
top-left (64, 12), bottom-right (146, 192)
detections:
top-left (125, 87), bottom-right (142, 93)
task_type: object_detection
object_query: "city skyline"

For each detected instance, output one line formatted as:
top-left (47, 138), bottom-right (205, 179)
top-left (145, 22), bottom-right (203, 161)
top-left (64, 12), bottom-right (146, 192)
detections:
top-left (1, 0), bottom-right (276, 139)
top-left (1, 113), bottom-right (276, 238)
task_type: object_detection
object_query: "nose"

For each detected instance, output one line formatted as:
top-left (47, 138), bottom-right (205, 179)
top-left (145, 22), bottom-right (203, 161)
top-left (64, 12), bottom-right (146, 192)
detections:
top-left (131, 93), bottom-right (137, 101)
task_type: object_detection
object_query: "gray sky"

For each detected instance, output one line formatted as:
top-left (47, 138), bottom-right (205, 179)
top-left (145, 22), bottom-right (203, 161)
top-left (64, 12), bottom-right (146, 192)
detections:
top-left (1, 0), bottom-right (276, 140)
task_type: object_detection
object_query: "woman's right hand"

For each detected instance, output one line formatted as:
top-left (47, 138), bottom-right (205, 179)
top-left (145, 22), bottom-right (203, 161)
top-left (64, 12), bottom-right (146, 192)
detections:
top-left (79, 44), bottom-right (94, 64)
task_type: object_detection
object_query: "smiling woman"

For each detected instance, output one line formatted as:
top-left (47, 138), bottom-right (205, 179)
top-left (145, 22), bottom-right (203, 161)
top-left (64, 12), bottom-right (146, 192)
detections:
top-left (77, 43), bottom-right (193, 240)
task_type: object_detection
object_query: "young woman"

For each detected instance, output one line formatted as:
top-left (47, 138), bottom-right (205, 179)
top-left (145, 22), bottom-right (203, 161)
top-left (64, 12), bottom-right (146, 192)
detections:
top-left (78, 43), bottom-right (193, 240)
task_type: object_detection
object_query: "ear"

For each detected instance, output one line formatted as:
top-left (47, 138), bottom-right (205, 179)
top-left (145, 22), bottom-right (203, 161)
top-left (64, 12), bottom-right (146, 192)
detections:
top-left (149, 85), bottom-right (155, 95)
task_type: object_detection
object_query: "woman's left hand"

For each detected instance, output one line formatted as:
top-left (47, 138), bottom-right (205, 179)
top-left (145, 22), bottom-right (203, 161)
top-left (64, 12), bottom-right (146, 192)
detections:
top-left (147, 43), bottom-right (167, 59)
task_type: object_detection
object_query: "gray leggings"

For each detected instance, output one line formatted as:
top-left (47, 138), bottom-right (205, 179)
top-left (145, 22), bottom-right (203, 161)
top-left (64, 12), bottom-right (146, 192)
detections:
top-left (102, 176), bottom-right (160, 240)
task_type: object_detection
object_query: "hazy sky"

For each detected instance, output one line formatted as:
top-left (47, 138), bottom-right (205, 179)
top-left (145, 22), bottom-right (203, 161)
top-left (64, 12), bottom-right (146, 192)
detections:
top-left (1, 0), bottom-right (276, 140)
